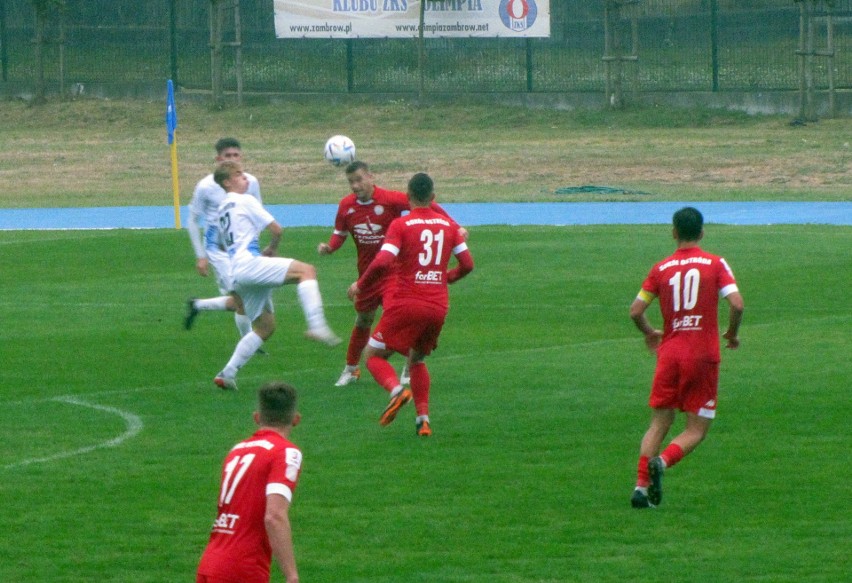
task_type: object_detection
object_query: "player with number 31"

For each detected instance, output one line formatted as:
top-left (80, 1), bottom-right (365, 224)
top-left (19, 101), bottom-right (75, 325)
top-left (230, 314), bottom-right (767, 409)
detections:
top-left (347, 173), bottom-right (474, 437)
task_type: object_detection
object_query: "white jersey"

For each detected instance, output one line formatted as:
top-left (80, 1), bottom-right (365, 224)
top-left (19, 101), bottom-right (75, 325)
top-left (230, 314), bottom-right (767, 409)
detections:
top-left (217, 192), bottom-right (274, 267)
top-left (188, 172), bottom-right (261, 259)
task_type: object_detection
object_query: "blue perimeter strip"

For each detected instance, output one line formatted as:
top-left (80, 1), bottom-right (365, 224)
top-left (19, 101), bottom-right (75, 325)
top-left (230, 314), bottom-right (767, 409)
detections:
top-left (0, 202), bottom-right (850, 230)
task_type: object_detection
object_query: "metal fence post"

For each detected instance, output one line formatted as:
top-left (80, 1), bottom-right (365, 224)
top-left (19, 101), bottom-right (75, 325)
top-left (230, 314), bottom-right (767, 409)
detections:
top-left (234, 0), bottom-right (242, 106)
top-left (170, 0), bottom-right (178, 85)
top-left (796, 0), bottom-right (836, 121)
top-left (603, 0), bottom-right (640, 109)
top-left (710, 0), bottom-right (719, 92)
top-left (526, 38), bottom-right (533, 92)
top-left (210, 0), bottom-right (223, 106)
top-left (0, 0), bottom-right (8, 82)
top-left (346, 39), bottom-right (354, 93)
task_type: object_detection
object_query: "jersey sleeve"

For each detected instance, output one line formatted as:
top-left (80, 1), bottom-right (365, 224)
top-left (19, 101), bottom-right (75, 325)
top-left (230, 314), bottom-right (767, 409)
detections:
top-left (637, 266), bottom-right (659, 303)
top-left (246, 196), bottom-right (276, 232)
top-left (187, 184), bottom-right (207, 258)
top-left (332, 200), bottom-right (351, 235)
top-left (718, 257), bottom-right (739, 298)
top-left (267, 446), bottom-right (302, 502)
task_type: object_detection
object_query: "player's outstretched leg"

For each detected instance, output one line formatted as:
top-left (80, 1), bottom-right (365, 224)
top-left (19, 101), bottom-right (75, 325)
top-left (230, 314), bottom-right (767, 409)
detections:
top-left (379, 388), bottom-right (412, 426)
top-left (184, 298), bottom-right (200, 330)
top-left (213, 371), bottom-right (238, 391)
top-left (297, 280), bottom-right (341, 346)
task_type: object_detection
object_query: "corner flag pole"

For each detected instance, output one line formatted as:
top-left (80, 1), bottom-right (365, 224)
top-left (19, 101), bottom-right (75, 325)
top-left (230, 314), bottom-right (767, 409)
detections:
top-left (166, 79), bottom-right (181, 229)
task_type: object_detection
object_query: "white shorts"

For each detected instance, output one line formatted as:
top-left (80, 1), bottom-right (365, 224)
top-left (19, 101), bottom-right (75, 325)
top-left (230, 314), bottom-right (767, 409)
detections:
top-left (206, 246), bottom-right (233, 294)
top-left (232, 256), bottom-right (295, 321)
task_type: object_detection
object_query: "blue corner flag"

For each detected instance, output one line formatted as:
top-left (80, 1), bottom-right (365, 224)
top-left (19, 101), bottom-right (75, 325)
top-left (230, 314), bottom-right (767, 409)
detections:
top-left (166, 80), bottom-right (178, 145)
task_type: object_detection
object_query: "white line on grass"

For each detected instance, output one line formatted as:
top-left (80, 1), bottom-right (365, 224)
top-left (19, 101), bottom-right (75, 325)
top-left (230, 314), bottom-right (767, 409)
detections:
top-left (3, 396), bottom-right (144, 470)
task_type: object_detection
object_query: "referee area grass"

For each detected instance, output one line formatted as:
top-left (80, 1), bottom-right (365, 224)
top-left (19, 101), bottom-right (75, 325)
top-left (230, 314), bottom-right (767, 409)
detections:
top-left (1, 224), bottom-right (849, 582)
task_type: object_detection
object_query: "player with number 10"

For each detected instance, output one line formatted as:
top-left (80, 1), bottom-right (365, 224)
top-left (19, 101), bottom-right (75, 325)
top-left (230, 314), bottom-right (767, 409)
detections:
top-left (628, 206), bottom-right (744, 508)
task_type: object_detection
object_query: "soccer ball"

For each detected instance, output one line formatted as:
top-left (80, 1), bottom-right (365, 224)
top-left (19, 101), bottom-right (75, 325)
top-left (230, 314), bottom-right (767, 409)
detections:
top-left (324, 135), bottom-right (356, 167)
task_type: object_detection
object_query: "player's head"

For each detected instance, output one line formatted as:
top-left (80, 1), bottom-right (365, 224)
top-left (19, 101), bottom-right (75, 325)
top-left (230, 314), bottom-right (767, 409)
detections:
top-left (215, 137), bottom-right (243, 162)
top-left (407, 172), bottom-right (434, 206)
top-left (256, 381), bottom-right (300, 428)
top-left (213, 160), bottom-right (247, 193)
top-left (672, 206), bottom-right (704, 242)
top-left (345, 160), bottom-right (374, 201)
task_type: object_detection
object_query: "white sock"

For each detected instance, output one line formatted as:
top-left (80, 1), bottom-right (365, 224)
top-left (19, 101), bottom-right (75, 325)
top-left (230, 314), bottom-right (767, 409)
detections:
top-left (344, 364), bottom-right (358, 372)
top-left (416, 415), bottom-right (430, 424)
top-left (297, 279), bottom-right (330, 332)
top-left (390, 385), bottom-right (404, 398)
top-left (235, 313), bottom-right (252, 337)
top-left (195, 296), bottom-right (229, 311)
top-left (223, 331), bottom-right (264, 377)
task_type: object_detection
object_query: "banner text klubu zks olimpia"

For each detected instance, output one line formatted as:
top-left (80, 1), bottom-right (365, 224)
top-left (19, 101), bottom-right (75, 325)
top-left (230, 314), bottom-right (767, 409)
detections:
top-left (274, 0), bottom-right (550, 39)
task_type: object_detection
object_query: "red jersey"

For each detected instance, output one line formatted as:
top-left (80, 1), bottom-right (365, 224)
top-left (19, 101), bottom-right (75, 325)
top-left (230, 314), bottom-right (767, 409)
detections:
top-left (328, 186), bottom-right (452, 275)
top-left (197, 429), bottom-right (302, 583)
top-left (361, 207), bottom-right (473, 313)
top-left (331, 186), bottom-right (413, 275)
top-left (640, 246), bottom-right (738, 362)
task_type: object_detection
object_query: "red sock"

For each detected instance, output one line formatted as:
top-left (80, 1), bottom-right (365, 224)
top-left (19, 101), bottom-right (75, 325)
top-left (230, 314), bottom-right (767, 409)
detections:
top-left (347, 326), bottom-right (371, 367)
top-left (366, 356), bottom-right (399, 393)
top-left (636, 455), bottom-right (650, 488)
top-left (661, 443), bottom-right (685, 469)
top-left (409, 362), bottom-right (430, 416)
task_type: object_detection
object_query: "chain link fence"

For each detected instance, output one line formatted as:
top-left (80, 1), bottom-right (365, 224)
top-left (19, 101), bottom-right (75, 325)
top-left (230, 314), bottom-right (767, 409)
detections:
top-left (0, 0), bottom-right (849, 97)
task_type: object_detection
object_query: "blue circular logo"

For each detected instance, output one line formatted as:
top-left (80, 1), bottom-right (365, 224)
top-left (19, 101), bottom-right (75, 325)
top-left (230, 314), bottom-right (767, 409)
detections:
top-left (499, 0), bottom-right (538, 32)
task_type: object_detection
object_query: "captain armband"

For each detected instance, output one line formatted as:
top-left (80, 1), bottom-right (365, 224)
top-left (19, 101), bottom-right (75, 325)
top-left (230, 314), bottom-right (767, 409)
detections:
top-left (636, 289), bottom-right (655, 304)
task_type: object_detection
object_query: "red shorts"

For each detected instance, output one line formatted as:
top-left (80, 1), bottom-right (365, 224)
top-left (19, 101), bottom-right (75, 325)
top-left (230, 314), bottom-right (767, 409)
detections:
top-left (196, 576), bottom-right (242, 583)
top-left (371, 302), bottom-right (446, 356)
top-left (354, 277), bottom-right (386, 313)
top-left (197, 549), bottom-right (268, 583)
top-left (649, 349), bottom-right (719, 419)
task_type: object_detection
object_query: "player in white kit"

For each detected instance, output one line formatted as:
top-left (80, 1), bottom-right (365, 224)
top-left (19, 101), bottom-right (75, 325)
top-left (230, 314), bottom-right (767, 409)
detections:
top-left (212, 160), bottom-right (341, 390)
top-left (184, 138), bottom-right (261, 338)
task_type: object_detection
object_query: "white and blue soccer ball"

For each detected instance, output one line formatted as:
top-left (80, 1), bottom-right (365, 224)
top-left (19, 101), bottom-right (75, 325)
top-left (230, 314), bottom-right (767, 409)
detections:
top-left (324, 135), bottom-right (356, 167)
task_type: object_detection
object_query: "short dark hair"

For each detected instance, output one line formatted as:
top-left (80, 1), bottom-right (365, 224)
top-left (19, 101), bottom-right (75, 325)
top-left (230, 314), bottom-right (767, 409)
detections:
top-left (215, 137), bottom-right (241, 153)
top-left (213, 160), bottom-right (242, 188)
top-left (257, 381), bottom-right (298, 426)
top-left (673, 206), bottom-right (704, 241)
top-left (407, 172), bottom-right (434, 204)
top-left (345, 160), bottom-right (369, 174)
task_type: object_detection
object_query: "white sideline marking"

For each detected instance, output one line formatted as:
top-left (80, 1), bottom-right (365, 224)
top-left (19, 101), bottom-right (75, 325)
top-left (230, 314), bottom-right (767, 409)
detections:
top-left (3, 396), bottom-right (144, 470)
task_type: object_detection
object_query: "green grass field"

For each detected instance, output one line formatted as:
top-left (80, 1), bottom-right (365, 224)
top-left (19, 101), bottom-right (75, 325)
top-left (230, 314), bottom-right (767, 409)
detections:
top-left (1, 224), bottom-right (849, 582)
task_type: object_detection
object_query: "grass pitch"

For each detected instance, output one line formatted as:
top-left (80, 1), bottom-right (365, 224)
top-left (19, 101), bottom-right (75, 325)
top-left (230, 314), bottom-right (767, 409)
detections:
top-left (1, 225), bottom-right (849, 582)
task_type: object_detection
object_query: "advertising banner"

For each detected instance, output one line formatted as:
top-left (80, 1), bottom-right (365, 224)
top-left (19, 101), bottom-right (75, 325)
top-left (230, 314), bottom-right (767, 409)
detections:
top-left (274, 0), bottom-right (550, 39)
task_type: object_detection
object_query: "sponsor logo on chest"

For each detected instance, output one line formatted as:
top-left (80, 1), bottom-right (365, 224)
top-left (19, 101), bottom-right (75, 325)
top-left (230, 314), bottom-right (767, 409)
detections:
top-left (212, 512), bottom-right (240, 534)
top-left (353, 220), bottom-right (384, 244)
top-left (672, 315), bottom-right (703, 330)
top-left (415, 270), bottom-right (443, 284)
